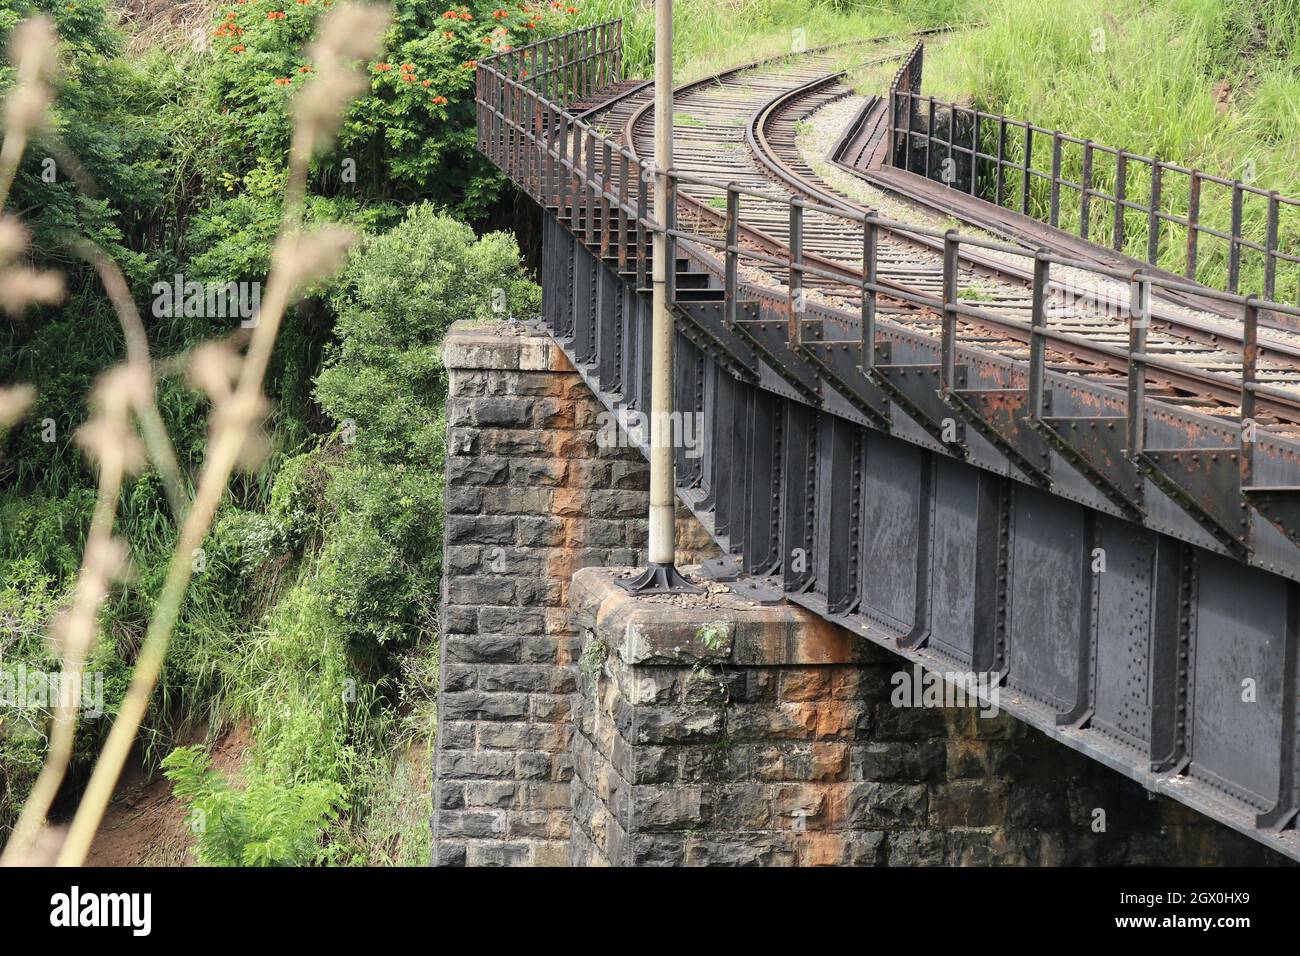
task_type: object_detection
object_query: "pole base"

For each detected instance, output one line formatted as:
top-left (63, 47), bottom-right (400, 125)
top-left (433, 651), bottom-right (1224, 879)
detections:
top-left (620, 561), bottom-right (704, 595)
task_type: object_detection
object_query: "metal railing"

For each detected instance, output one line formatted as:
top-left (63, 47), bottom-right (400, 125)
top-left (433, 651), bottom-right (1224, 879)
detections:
top-left (478, 22), bottom-right (1300, 444)
top-left (887, 86), bottom-right (1300, 306)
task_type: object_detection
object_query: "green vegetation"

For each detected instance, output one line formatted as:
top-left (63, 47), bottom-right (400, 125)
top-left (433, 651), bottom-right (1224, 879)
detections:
top-left (6, 0), bottom-right (1300, 866)
top-left (1, 0), bottom-right (549, 864)
top-left (576, 0), bottom-right (967, 81)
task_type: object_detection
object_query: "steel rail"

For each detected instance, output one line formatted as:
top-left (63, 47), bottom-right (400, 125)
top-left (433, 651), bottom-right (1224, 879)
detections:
top-left (740, 66), bottom-right (1300, 424)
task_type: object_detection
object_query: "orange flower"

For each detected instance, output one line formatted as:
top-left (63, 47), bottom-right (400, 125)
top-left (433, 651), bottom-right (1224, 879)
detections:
top-left (462, 59), bottom-right (477, 68)
top-left (432, 95), bottom-right (449, 104)
top-left (400, 63), bottom-right (415, 72)
top-left (299, 65), bottom-right (312, 72)
top-left (492, 8), bottom-right (508, 17)
top-left (374, 62), bottom-right (392, 71)
top-left (225, 11), bottom-right (237, 19)
top-left (401, 74), bottom-right (416, 82)
top-left (422, 79), bottom-right (432, 86)
top-left (231, 44), bottom-right (245, 52)
top-left (442, 30), bottom-right (455, 38)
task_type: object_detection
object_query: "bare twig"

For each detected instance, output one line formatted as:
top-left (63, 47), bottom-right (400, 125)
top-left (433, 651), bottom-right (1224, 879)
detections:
top-left (70, 239), bottom-right (188, 521)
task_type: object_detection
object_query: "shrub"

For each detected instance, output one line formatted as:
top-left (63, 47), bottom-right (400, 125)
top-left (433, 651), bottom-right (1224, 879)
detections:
top-left (161, 745), bottom-right (345, 866)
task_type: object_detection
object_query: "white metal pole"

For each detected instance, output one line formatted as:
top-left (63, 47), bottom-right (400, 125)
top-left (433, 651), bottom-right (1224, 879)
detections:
top-left (648, 0), bottom-right (675, 567)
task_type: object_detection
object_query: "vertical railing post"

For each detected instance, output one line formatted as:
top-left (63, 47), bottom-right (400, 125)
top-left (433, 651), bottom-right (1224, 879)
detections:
top-left (549, 105), bottom-right (561, 211)
top-left (940, 228), bottom-right (959, 391)
top-left (945, 102), bottom-right (956, 188)
top-left (575, 123), bottom-right (587, 234)
top-left (1028, 250), bottom-right (1050, 420)
top-left (1229, 182), bottom-right (1244, 293)
top-left (862, 212), bottom-right (878, 369)
top-left (1186, 170), bottom-right (1201, 280)
top-left (617, 150), bottom-right (630, 270)
top-left (614, 18), bottom-right (623, 80)
top-left (1049, 132), bottom-right (1062, 227)
top-left (968, 110), bottom-right (980, 198)
top-left (1080, 141), bottom-right (1094, 241)
top-left (601, 140), bottom-right (613, 258)
top-left (1020, 124), bottom-right (1033, 215)
top-left (1240, 295), bottom-right (1260, 486)
top-left (636, 161), bottom-right (648, 290)
top-left (559, 117), bottom-right (572, 222)
top-left (1266, 191), bottom-right (1280, 301)
top-left (925, 98), bottom-right (936, 180)
top-left (587, 127), bottom-right (599, 240)
top-left (1147, 157), bottom-right (1163, 266)
top-left (1113, 152), bottom-right (1128, 253)
top-left (514, 76), bottom-right (525, 187)
top-left (995, 117), bottom-right (1008, 207)
top-left (725, 185), bottom-right (739, 330)
top-left (789, 202), bottom-right (804, 345)
top-left (902, 91), bottom-right (913, 171)
top-left (1127, 272), bottom-right (1150, 458)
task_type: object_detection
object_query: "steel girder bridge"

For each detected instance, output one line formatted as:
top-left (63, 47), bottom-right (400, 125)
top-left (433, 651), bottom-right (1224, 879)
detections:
top-left (476, 20), bottom-right (1300, 860)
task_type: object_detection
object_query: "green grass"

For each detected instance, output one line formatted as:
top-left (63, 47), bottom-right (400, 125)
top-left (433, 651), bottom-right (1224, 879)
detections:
top-left (576, 0), bottom-right (970, 81)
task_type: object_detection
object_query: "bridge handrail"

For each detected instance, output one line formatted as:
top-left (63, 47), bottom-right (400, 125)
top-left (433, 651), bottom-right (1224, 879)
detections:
top-left (476, 19), bottom-right (1300, 450)
top-left (886, 83), bottom-right (1300, 306)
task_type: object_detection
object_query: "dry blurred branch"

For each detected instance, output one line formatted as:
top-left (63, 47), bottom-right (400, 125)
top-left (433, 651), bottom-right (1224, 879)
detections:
top-left (0, 3), bottom-right (391, 867)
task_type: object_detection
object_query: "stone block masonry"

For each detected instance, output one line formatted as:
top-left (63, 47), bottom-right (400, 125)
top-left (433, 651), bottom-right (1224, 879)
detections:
top-left (567, 569), bottom-right (1279, 866)
top-left (433, 321), bottom-right (718, 867)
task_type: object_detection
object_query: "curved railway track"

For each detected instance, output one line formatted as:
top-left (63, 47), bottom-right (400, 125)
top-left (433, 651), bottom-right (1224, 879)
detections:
top-left (582, 37), bottom-right (1300, 432)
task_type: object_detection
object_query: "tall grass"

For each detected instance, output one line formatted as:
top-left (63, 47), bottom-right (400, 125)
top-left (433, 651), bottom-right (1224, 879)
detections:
top-left (576, 0), bottom-right (975, 81)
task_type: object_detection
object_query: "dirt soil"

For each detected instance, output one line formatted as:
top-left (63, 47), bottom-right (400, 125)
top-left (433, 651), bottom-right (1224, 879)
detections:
top-left (82, 722), bottom-right (252, 867)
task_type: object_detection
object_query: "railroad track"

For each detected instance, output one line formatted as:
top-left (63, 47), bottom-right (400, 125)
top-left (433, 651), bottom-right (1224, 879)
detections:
top-left (578, 37), bottom-right (1300, 432)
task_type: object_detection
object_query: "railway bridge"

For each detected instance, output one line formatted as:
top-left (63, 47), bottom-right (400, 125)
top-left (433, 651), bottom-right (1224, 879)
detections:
top-left (444, 20), bottom-right (1300, 864)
